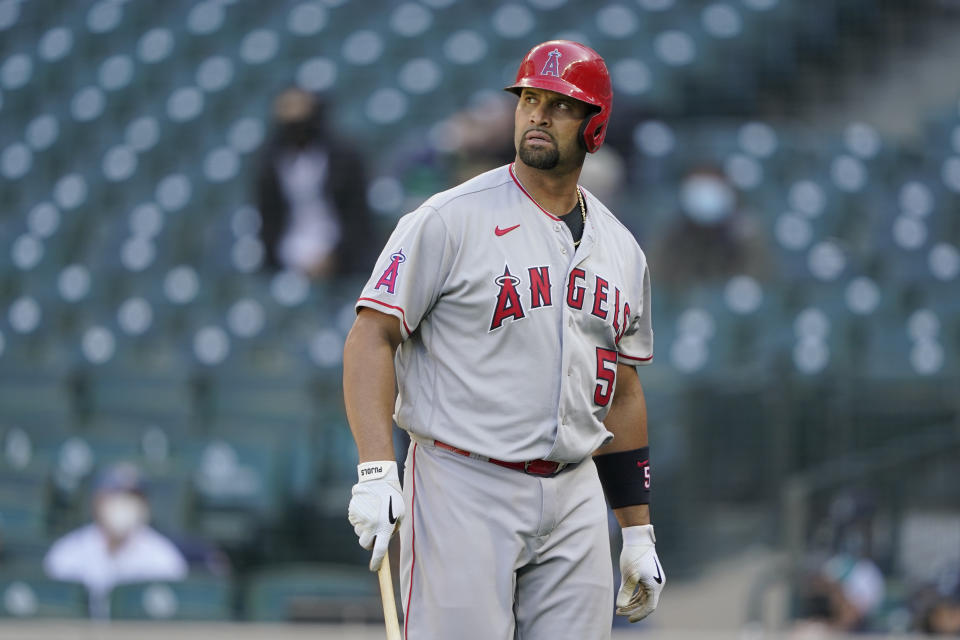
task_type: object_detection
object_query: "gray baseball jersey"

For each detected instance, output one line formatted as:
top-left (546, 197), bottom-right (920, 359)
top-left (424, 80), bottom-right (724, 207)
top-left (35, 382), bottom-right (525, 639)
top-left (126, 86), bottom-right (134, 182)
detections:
top-left (356, 163), bottom-right (653, 464)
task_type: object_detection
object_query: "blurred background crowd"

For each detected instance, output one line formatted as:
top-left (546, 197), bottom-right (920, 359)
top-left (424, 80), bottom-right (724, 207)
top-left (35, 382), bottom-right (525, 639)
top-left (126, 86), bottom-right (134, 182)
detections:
top-left (0, 0), bottom-right (958, 636)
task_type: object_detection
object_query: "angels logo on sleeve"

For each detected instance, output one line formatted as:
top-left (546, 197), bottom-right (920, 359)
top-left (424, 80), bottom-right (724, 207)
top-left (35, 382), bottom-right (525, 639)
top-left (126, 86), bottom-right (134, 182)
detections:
top-left (375, 249), bottom-right (406, 294)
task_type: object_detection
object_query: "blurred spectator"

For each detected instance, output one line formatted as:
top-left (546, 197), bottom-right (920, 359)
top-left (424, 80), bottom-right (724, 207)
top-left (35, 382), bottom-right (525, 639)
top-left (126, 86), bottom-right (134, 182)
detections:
top-left (793, 552), bottom-right (887, 633)
top-left (829, 552), bottom-right (886, 630)
top-left (580, 145), bottom-right (629, 213)
top-left (651, 166), bottom-right (771, 289)
top-left (432, 91), bottom-right (516, 186)
top-left (794, 490), bottom-right (888, 633)
top-left (43, 463), bottom-right (188, 619)
top-left (912, 562), bottom-right (960, 634)
top-left (920, 598), bottom-right (960, 635)
top-left (256, 87), bottom-right (377, 279)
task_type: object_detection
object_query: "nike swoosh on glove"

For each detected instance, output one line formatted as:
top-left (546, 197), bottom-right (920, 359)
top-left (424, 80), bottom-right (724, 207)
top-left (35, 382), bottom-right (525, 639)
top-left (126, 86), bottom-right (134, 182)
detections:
top-left (348, 460), bottom-right (404, 571)
top-left (616, 524), bottom-right (665, 623)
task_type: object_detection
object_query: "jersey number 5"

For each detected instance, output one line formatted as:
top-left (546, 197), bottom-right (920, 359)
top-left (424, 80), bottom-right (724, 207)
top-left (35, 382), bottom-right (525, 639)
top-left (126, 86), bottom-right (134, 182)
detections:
top-left (594, 348), bottom-right (618, 406)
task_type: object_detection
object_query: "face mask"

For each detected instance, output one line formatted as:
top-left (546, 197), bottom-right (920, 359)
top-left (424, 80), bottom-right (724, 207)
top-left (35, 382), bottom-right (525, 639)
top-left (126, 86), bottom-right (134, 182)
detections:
top-left (680, 175), bottom-right (735, 224)
top-left (280, 121), bottom-right (316, 148)
top-left (98, 493), bottom-right (147, 539)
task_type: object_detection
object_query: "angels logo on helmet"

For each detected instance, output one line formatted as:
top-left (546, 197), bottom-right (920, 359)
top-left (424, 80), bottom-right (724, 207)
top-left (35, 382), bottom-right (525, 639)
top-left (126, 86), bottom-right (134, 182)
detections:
top-left (540, 48), bottom-right (562, 77)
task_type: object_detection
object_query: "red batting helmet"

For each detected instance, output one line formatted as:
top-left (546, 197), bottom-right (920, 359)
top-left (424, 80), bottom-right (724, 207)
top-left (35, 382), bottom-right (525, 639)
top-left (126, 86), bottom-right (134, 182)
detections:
top-left (505, 40), bottom-right (613, 153)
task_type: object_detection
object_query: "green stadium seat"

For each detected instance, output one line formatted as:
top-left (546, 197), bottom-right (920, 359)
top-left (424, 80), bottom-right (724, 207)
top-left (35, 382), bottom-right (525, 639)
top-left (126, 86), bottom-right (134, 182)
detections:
top-left (1, 416), bottom-right (76, 469)
top-left (185, 432), bottom-right (286, 548)
top-left (143, 471), bottom-right (194, 534)
top-left (109, 574), bottom-right (233, 621)
top-left (0, 570), bottom-right (87, 619)
top-left (0, 461), bottom-right (51, 545)
top-left (78, 429), bottom-right (143, 467)
top-left (200, 364), bottom-right (316, 426)
top-left (0, 353), bottom-right (74, 427)
top-left (244, 563), bottom-right (380, 623)
top-left (316, 408), bottom-right (357, 486)
top-left (85, 413), bottom-right (194, 452)
top-left (78, 343), bottom-right (196, 423)
top-left (205, 411), bottom-right (318, 506)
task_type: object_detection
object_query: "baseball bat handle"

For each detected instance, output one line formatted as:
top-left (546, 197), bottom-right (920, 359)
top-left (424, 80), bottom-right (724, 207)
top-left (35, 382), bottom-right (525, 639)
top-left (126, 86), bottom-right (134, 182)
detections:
top-left (378, 548), bottom-right (402, 640)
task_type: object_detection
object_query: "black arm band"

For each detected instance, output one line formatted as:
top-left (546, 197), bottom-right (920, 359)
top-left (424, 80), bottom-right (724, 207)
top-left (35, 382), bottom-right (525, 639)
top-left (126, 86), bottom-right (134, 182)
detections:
top-left (594, 446), bottom-right (650, 509)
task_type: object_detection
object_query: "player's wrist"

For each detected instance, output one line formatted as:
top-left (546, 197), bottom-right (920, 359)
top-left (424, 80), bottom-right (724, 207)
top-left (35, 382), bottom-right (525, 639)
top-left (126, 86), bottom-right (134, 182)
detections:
top-left (613, 504), bottom-right (650, 528)
top-left (622, 524), bottom-right (655, 547)
top-left (356, 460), bottom-right (399, 483)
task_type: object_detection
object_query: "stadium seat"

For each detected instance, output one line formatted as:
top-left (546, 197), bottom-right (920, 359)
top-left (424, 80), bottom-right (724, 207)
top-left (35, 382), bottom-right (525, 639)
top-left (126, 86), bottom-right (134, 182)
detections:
top-left (1, 414), bottom-right (75, 466)
top-left (0, 460), bottom-right (51, 546)
top-left (844, 375), bottom-right (958, 450)
top-left (0, 570), bottom-right (87, 619)
top-left (0, 345), bottom-right (74, 426)
top-left (80, 365), bottom-right (196, 425)
top-left (184, 431), bottom-right (287, 548)
top-left (244, 563), bottom-right (380, 623)
top-left (314, 408), bottom-right (357, 511)
top-left (199, 362), bottom-right (316, 426)
top-left (109, 574), bottom-right (233, 621)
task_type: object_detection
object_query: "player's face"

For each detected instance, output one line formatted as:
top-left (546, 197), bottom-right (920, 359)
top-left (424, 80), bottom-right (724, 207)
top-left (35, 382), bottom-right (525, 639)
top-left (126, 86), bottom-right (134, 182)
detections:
top-left (515, 88), bottom-right (590, 171)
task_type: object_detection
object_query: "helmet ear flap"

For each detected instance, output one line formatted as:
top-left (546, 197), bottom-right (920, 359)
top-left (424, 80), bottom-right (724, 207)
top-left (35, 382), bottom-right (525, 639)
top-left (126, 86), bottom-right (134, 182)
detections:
top-left (579, 111), bottom-right (605, 153)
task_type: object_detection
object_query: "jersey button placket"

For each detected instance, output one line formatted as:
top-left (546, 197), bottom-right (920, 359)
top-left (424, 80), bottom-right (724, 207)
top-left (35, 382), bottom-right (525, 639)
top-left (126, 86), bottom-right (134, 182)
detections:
top-left (553, 220), bottom-right (573, 255)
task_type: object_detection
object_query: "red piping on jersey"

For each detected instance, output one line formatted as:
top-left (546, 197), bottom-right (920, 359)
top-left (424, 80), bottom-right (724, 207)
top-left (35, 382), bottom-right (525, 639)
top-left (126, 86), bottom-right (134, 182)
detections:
top-left (357, 297), bottom-right (413, 336)
top-left (404, 443), bottom-right (418, 639)
top-left (509, 163), bottom-right (567, 222)
top-left (620, 352), bottom-right (654, 363)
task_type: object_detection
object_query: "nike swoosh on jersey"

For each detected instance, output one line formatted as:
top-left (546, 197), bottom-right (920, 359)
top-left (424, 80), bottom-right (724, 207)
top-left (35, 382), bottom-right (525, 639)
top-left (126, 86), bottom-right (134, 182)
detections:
top-left (495, 224), bottom-right (521, 236)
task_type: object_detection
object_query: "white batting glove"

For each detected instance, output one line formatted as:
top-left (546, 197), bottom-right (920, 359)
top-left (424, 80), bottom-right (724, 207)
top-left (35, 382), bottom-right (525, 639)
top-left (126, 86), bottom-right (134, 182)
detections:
top-left (616, 524), bottom-right (665, 623)
top-left (348, 461), bottom-right (404, 572)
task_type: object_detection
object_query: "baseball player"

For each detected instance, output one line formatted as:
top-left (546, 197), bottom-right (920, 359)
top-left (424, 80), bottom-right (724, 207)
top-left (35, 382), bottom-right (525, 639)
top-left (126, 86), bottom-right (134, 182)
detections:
top-left (345, 40), bottom-right (664, 639)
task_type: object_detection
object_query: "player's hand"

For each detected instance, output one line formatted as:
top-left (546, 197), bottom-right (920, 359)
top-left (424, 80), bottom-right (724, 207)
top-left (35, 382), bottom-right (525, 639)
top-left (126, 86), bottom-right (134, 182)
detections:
top-left (348, 461), bottom-right (404, 572)
top-left (615, 524), bottom-right (665, 622)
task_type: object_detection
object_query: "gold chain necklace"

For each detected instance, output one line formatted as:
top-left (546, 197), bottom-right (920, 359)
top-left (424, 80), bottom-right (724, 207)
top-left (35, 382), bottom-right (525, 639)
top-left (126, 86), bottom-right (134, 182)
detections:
top-left (573, 187), bottom-right (586, 247)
